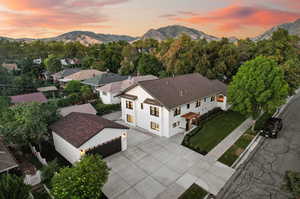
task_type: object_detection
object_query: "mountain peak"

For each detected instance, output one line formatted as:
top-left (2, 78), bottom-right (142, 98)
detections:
top-left (141, 25), bottom-right (219, 41)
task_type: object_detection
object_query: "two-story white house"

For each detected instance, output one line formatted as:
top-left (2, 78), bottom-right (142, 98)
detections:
top-left (119, 73), bottom-right (228, 138)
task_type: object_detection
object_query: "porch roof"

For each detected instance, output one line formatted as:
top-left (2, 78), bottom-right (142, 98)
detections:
top-left (181, 112), bottom-right (200, 120)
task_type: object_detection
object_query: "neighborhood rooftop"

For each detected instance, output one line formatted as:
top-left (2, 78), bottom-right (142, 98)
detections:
top-left (97, 75), bottom-right (158, 93)
top-left (59, 103), bottom-right (97, 117)
top-left (124, 73), bottom-right (227, 109)
top-left (61, 69), bottom-right (105, 81)
top-left (50, 112), bottom-right (128, 148)
top-left (0, 138), bottom-right (18, 173)
top-left (10, 92), bottom-right (48, 104)
top-left (82, 73), bottom-right (129, 87)
top-left (37, 86), bottom-right (58, 92)
top-left (51, 68), bottom-right (81, 79)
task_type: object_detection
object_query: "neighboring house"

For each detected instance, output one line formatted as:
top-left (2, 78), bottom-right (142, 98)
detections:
top-left (10, 92), bottom-right (48, 104)
top-left (59, 69), bottom-right (105, 83)
top-left (59, 103), bottom-right (97, 117)
top-left (119, 73), bottom-right (228, 137)
top-left (60, 58), bottom-right (80, 66)
top-left (82, 73), bottom-right (128, 90)
top-left (0, 138), bottom-right (18, 174)
top-left (50, 112), bottom-right (129, 164)
top-left (97, 75), bottom-right (158, 104)
top-left (1, 63), bottom-right (18, 71)
top-left (51, 68), bottom-right (81, 82)
top-left (33, 58), bottom-right (42, 65)
top-left (60, 59), bottom-right (68, 66)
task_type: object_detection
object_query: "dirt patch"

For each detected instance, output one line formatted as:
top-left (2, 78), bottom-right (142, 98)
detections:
top-left (235, 147), bottom-right (244, 156)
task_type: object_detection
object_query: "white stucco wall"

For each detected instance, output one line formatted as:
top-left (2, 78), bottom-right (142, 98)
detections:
top-left (53, 128), bottom-right (127, 164)
top-left (99, 91), bottom-right (121, 104)
top-left (120, 85), bottom-right (228, 138)
top-left (53, 132), bottom-right (81, 164)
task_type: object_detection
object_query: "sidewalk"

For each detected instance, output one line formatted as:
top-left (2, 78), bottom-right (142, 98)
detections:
top-left (207, 118), bottom-right (254, 161)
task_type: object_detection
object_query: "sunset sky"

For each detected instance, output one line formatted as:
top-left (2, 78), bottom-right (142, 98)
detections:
top-left (0, 0), bottom-right (299, 39)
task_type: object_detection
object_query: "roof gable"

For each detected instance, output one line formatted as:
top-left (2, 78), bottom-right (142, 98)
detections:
top-left (50, 112), bottom-right (128, 148)
top-left (10, 92), bottom-right (48, 104)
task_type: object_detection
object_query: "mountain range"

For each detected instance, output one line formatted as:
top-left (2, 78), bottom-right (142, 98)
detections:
top-left (1, 18), bottom-right (300, 44)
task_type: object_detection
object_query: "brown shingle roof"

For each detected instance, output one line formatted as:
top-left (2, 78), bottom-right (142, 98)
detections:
top-left (130, 73), bottom-right (227, 110)
top-left (50, 112), bottom-right (129, 148)
top-left (0, 138), bottom-right (18, 173)
top-left (10, 92), bottom-right (48, 104)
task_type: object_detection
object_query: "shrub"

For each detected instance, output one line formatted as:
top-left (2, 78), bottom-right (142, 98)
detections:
top-left (41, 159), bottom-right (61, 187)
top-left (92, 102), bottom-right (121, 116)
top-left (0, 174), bottom-right (31, 199)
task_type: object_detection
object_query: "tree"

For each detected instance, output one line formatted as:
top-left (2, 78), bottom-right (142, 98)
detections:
top-left (41, 159), bottom-right (60, 186)
top-left (137, 54), bottom-right (163, 76)
top-left (51, 155), bottom-right (109, 199)
top-left (283, 171), bottom-right (300, 198)
top-left (0, 174), bottom-right (31, 199)
top-left (0, 102), bottom-right (58, 148)
top-left (44, 54), bottom-right (62, 73)
top-left (281, 58), bottom-right (300, 94)
top-left (80, 85), bottom-right (94, 101)
top-left (64, 80), bottom-right (82, 94)
top-left (228, 56), bottom-right (289, 118)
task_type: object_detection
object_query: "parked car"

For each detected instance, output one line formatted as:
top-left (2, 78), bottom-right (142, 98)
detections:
top-left (260, 118), bottom-right (283, 138)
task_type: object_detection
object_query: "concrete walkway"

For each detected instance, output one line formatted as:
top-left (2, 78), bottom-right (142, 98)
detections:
top-left (207, 118), bottom-right (254, 161)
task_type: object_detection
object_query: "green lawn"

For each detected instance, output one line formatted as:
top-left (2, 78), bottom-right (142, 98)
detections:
top-left (187, 111), bottom-right (246, 153)
top-left (218, 128), bottom-right (257, 166)
top-left (178, 183), bottom-right (208, 199)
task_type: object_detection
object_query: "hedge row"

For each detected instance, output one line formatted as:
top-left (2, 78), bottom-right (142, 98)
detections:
top-left (182, 108), bottom-right (224, 155)
top-left (92, 102), bottom-right (121, 116)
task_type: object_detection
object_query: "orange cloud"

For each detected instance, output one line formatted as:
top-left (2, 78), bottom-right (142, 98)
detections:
top-left (0, 0), bottom-right (128, 38)
top-left (166, 5), bottom-right (300, 37)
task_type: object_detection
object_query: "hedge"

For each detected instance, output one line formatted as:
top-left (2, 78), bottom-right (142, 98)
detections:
top-left (92, 102), bottom-right (121, 116)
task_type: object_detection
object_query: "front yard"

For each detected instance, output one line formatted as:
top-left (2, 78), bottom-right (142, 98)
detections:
top-left (183, 111), bottom-right (246, 154)
top-left (218, 128), bottom-right (257, 166)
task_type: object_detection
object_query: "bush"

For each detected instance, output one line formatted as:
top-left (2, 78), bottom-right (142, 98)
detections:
top-left (92, 101), bottom-right (121, 116)
top-left (41, 160), bottom-right (61, 187)
top-left (0, 174), bottom-right (31, 199)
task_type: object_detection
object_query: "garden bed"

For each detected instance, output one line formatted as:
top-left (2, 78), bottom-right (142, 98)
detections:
top-left (218, 128), bottom-right (257, 166)
top-left (182, 111), bottom-right (246, 155)
top-left (178, 183), bottom-right (208, 199)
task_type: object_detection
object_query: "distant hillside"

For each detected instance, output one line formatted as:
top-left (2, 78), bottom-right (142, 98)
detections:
top-left (141, 25), bottom-right (219, 41)
top-left (254, 18), bottom-right (300, 41)
top-left (0, 31), bottom-right (138, 45)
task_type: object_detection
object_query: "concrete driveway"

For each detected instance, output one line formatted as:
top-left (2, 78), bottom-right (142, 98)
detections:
top-left (102, 124), bottom-right (235, 199)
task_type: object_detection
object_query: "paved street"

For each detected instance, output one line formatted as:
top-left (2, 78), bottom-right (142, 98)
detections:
top-left (221, 93), bottom-right (300, 199)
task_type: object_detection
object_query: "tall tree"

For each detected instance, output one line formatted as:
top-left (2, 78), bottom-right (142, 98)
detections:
top-left (44, 54), bottom-right (62, 73)
top-left (137, 54), bottom-right (163, 76)
top-left (51, 155), bottom-right (109, 199)
top-left (228, 56), bottom-right (289, 118)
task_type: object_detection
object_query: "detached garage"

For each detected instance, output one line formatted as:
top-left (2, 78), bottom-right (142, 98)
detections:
top-left (50, 112), bottom-right (129, 164)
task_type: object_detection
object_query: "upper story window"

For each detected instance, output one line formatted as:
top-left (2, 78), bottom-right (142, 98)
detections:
top-left (187, 104), bottom-right (190, 109)
top-left (204, 98), bottom-right (207, 102)
top-left (196, 100), bottom-right (201, 107)
top-left (141, 103), bottom-right (144, 110)
top-left (174, 107), bottom-right (181, 116)
top-left (150, 106), bottom-right (159, 117)
top-left (217, 95), bottom-right (225, 102)
top-left (126, 100), bottom-right (133, 109)
top-left (211, 96), bottom-right (215, 102)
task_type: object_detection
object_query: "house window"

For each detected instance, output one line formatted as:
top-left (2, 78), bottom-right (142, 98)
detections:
top-left (141, 103), bottom-right (144, 110)
top-left (150, 106), bottom-right (159, 117)
top-left (102, 91), bottom-right (107, 96)
top-left (204, 98), bottom-right (207, 102)
top-left (126, 114), bottom-right (134, 123)
top-left (150, 122), bottom-right (160, 131)
top-left (211, 96), bottom-right (215, 102)
top-left (174, 107), bottom-right (181, 116)
top-left (173, 121), bottom-right (180, 128)
top-left (126, 101), bottom-right (133, 109)
top-left (196, 100), bottom-right (201, 107)
top-left (217, 95), bottom-right (225, 102)
top-left (187, 104), bottom-right (190, 109)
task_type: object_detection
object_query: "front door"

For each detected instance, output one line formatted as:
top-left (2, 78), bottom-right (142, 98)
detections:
top-left (186, 119), bottom-right (191, 131)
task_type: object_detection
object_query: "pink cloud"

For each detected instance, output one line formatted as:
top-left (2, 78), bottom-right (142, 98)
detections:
top-left (165, 5), bottom-right (300, 36)
top-left (0, 0), bottom-right (129, 37)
